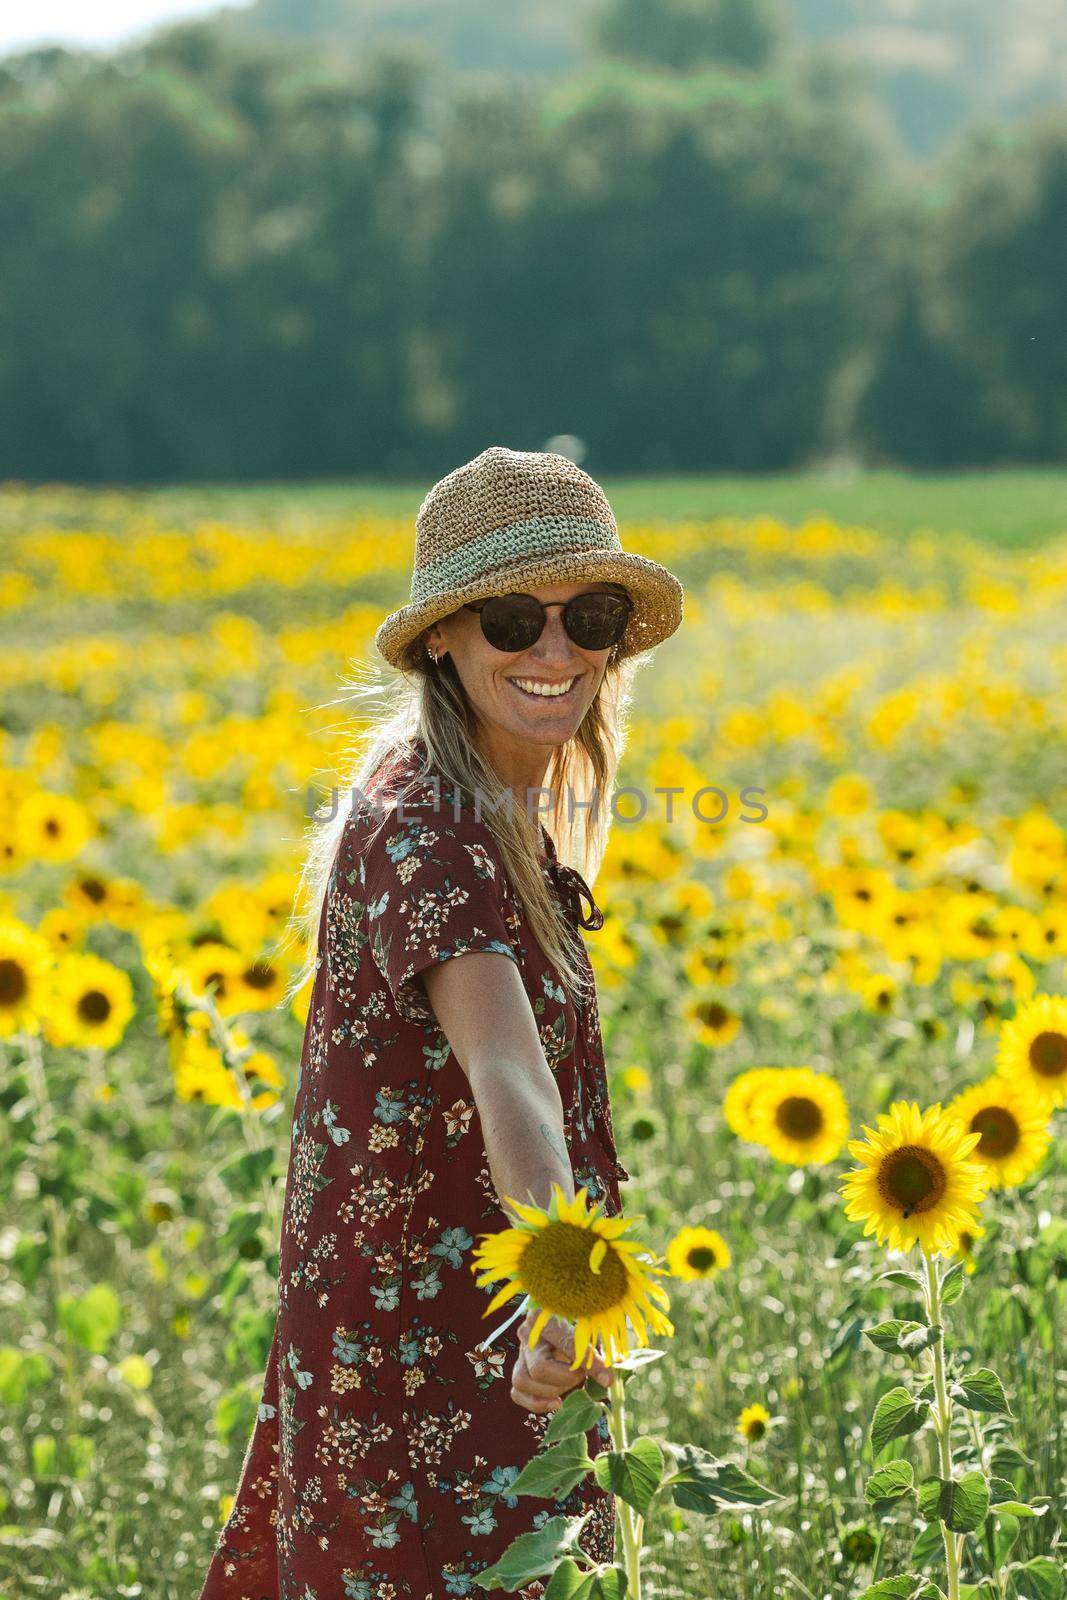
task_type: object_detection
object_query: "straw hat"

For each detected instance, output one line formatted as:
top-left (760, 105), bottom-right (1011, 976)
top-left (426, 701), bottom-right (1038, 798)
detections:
top-left (375, 446), bottom-right (684, 668)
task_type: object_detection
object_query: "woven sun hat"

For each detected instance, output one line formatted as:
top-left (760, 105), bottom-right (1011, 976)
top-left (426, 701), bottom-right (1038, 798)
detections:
top-left (374, 445), bottom-right (684, 669)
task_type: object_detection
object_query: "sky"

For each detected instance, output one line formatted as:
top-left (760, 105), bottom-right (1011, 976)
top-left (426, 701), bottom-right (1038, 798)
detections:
top-left (0, 0), bottom-right (251, 55)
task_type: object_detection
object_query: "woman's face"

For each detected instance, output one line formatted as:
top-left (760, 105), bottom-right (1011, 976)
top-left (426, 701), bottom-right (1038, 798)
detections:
top-left (424, 581), bottom-right (624, 752)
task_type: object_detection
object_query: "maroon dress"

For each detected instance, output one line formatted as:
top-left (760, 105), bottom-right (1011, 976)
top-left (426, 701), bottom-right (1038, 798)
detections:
top-left (197, 738), bottom-right (630, 1600)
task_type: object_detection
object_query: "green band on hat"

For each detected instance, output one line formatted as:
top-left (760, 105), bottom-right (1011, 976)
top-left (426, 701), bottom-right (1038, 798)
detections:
top-left (411, 516), bottom-right (617, 603)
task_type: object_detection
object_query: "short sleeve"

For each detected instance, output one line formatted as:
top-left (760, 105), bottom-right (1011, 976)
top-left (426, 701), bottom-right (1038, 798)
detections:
top-left (346, 800), bottom-right (522, 1027)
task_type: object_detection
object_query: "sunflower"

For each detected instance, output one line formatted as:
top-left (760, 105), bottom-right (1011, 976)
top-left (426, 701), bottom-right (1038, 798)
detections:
top-left (839, 1101), bottom-right (988, 1256)
top-left (666, 1225), bottom-right (731, 1281)
top-left (751, 1067), bottom-right (850, 1166)
top-left (471, 1183), bottom-right (674, 1370)
top-left (723, 1067), bottom-right (779, 1140)
top-left (685, 995), bottom-right (741, 1047)
top-left (233, 954), bottom-right (288, 1012)
top-left (946, 1077), bottom-right (1052, 1190)
top-left (45, 953), bottom-right (135, 1051)
top-left (994, 993), bottom-right (1067, 1110)
top-left (182, 941), bottom-right (246, 1014)
top-left (15, 792), bottom-right (93, 863)
top-left (737, 1402), bottom-right (772, 1442)
top-left (0, 919), bottom-right (53, 1037)
top-left (948, 1220), bottom-right (986, 1276)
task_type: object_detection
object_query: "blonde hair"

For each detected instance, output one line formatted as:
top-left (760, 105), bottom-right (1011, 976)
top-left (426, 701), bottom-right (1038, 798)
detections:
top-left (288, 632), bottom-right (647, 1006)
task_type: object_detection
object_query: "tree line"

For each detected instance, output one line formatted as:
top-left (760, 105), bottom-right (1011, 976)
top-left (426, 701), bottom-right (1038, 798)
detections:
top-left (0, 15), bottom-right (1063, 483)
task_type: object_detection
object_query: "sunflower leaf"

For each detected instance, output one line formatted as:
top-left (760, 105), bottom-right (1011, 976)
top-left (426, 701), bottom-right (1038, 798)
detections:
top-left (865, 1460), bottom-right (915, 1504)
top-left (543, 1387), bottom-right (607, 1445)
top-left (940, 1263), bottom-right (967, 1306)
top-left (954, 1369), bottom-right (1012, 1416)
top-left (869, 1386), bottom-right (930, 1457)
top-left (592, 1436), bottom-right (664, 1517)
top-left (865, 1319), bottom-right (925, 1352)
top-left (916, 1471), bottom-right (990, 1533)
top-left (545, 1562), bottom-right (629, 1600)
top-left (511, 1435), bottom-right (594, 1501)
top-left (661, 1443), bottom-right (780, 1511)
top-left (1012, 1556), bottom-right (1065, 1600)
top-left (878, 1270), bottom-right (925, 1291)
top-left (899, 1323), bottom-right (942, 1355)
top-left (473, 1512), bottom-right (591, 1591)
top-left (857, 1574), bottom-right (943, 1600)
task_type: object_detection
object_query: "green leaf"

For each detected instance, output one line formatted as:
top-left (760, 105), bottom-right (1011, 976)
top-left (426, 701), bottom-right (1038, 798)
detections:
top-left (987, 1477), bottom-right (1041, 1517)
top-left (545, 1564), bottom-right (628, 1600)
top-left (865, 1461), bottom-right (915, 1504)
top-left (544, 1387), bottom-right (606, 1445)
top-left (955, 1369), bottom-right (1012, 1416)
top-left (989, 1444), bottom-right (1033, 1475)
top-left (910, 1521), bottom-right (946, 1570)
top-left (899, 1323), bottom-right (942, 1355)
top-left (474, 1513), bottom-right (590, 1592)
top-left (859, 1575), bottom-right (943, 1600)
top-left (991, 1512), bottom-right (1021, 1567)
top-left (57, 1283), bottom-right (122, 1355)
top-left (879, 1270), bottom-right (924, 1290)
top-left (940, 1262), bottom-right (966, 1305)
top-left (870, 1387), bottom-right (929, 1457)
top-left (1013, 1558), bottom-right (1065, 1600)
top-left (592, 1437), bottom-right (664, 1518)
top-left (865, 1320), bottom-right (925, 1353)
top-left (916, 1472), bottom-right (990, 1533)
top-left (512, 1435), bottom-right (594, 1502)
top-left (662, 1443), bottom-right (780, 1512)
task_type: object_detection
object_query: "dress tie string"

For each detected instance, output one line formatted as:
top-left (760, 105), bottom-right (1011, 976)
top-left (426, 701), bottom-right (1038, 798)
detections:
top-left (547, 859), bottom-right (605, 932)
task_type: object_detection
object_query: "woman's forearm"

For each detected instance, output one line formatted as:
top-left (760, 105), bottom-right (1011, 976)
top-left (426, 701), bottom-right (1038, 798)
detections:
top-left (468, 1062), bottom-right (576, 1213)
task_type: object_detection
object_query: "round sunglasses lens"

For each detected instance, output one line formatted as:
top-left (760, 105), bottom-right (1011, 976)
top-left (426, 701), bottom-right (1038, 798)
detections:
top-left (479, 594), bottom-right (544, 652)
top-left (566, 594), bottom-right (630, 649)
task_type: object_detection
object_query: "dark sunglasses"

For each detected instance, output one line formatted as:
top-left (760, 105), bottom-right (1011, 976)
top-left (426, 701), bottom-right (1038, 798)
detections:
top-left (464, 588), bottom-right (633, 653)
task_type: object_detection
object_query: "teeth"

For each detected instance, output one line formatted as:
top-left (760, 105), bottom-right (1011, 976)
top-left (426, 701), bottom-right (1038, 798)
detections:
top-left (512, 677), bottom-right (575, 698)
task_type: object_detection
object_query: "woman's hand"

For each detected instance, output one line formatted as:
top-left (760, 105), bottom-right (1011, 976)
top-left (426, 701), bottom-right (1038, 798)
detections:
top-left (510, 1307), bottom-right (614, 1412)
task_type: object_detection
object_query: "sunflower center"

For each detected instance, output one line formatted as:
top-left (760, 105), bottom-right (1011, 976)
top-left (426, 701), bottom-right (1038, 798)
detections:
top-left (1029, 1030), bottom-right (1067, 1079)
top-left (0, 958), bottom-right (29, 1006)
top-left (877, 1144), bottom-right (947, 1216)
top-left (78, 989), bottom-right (113, 1025)
top-left (775, 1095), bottom-right (824, 1141)
top-left (79, 878), bottom-right (107, 904)
top-left (44, 817), bottom-right (61, 837)
top-left (696, 1002), bottom-right (729, 1030)
top-left (520, 1221), bottom-right (629, 1319)
top-left (970, 1106), bottom-right (1020, 1158)
top-left (243, 963), bottom-right (276, 990)
top-left (687, 1246), bottom-right (719, 1273)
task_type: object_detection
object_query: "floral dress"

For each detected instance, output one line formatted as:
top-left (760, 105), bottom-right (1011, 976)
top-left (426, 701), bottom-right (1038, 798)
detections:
top-left (197, 738), bottom-right (630, 1600)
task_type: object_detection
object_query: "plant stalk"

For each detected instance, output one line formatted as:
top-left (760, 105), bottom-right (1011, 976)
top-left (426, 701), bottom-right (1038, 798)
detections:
top-left (922, 1246), bottom-right (960, 1600)
top-left (606, 1369), bottom-right (643, 1598)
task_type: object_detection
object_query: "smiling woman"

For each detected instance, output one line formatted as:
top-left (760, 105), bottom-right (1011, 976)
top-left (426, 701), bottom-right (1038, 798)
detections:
top-left (196, 446), bottom-right (684, 1600)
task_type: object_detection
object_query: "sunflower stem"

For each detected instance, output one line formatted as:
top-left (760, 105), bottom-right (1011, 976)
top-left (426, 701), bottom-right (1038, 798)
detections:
top-left (922, 1246), bottom-right (961, 1600)
top-left (606, 1368), bottom-right (643, 1598)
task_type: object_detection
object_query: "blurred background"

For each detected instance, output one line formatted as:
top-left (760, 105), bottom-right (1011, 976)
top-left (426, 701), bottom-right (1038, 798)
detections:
top-left (1, 0), bottom-right (1065, 485)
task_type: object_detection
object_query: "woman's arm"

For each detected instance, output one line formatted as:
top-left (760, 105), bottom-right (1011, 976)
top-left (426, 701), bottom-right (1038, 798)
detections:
top-left (421, 950), bottom-right (575, 1212)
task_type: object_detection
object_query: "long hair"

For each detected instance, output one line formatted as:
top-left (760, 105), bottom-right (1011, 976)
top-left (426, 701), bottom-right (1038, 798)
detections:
top-left (288, 632), bottom-right (647, 1005)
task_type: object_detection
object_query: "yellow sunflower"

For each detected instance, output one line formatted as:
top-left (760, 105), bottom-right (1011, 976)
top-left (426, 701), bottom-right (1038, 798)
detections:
top-left (666, 1225), bottom-right (731, 1280)
top-left (723, 1067), bottom-right (779, 1140)
top-left (947, 1221), bottom-right (986, 1276)
top-left (233, 954), bottom-right (288, 1012)
top-left (751, 1067), bottom-right (850, 1166)
top-left (471, 1184), bottom-right (674, 1370)
top-left (946, 1077), bottom-right (1052, 1190)
top-left (994, 993), bottom-right (1067, 1110)
top-left (0, 919), bottom-right (54, 1038)
top-left (839, 1101), bottom-right (988, 1256)
top-left (15, 792), bottom-right (93, 863)
top-left (684, 995), bottom-right (741, 1047)
top-left (45, 953), bottom-right (135, 1051)
top-left (738, 1402), bottom-right (773, 1442)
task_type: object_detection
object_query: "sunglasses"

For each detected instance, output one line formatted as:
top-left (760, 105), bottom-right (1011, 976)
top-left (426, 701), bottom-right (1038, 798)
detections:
top-left (463, 588), bottom-right (633, 653)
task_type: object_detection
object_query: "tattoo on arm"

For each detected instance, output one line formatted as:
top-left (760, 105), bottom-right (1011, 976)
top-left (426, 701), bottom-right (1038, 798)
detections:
top-left (539, 1122), bottom-right (569, 1165)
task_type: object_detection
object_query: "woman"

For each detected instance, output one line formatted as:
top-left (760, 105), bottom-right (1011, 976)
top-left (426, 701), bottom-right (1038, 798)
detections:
top-left (197, 446), bottom-right (683, 1600)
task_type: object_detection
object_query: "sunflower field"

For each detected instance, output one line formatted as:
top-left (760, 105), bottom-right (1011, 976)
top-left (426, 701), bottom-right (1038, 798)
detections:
top-left (1, 481), bottom-right (1065, 1599)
